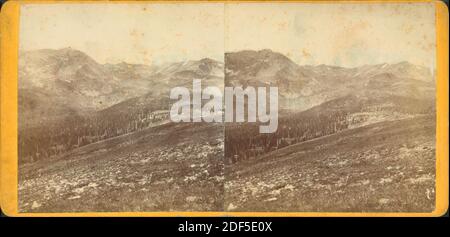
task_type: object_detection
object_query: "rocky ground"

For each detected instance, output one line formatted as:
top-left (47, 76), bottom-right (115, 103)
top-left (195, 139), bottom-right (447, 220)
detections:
top-left (19, 116), bottom-right (435, 212)
top-left (19, 122), bottom-right (225, 212)
top-left (224, 116), bottom-right (435, 212)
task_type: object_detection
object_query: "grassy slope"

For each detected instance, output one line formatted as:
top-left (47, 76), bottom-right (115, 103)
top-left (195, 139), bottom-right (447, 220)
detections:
top-left (224, 115), bottom-right (435, 212)
top-left (19, 116), bottom-right (435, 212)
top-left (19, 122), bottom-right (225, 212)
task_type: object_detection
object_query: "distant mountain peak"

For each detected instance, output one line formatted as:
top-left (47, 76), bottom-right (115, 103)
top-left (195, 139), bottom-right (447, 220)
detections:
top-left (58, 46), bottom-right (76, 52)
top-left (225, 49), bottom-right (296, 74)
top-left (226, 49), bottom-right (289, 60)
top-left (199, 58), bottom-right (218, 64)
top-left (394, 61), bottom-right (413, 66)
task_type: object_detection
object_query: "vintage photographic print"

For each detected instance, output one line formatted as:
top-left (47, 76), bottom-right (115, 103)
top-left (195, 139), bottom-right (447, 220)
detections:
top-left (14, 2), bottom-right (439, 213)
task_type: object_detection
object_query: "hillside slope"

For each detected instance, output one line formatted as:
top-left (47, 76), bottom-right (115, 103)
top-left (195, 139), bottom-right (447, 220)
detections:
top-left (19, 122), bottom-right (224, 212)
top-left (225, 116), bottom-right (435, 212)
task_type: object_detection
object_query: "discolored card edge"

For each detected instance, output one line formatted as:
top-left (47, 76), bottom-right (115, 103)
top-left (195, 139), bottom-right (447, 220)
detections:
top-left (0, 0), bottom-right (448, 217)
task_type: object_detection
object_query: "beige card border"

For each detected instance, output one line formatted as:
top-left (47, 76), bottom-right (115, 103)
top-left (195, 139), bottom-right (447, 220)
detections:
top-left (0, 0), bottom-right (448, 217)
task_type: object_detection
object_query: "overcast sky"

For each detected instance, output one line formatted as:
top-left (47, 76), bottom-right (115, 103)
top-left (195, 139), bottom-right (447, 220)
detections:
top-left (20, 3), bottom-right (436, 68)
top-left (20, 3), bottom-right (225, 65)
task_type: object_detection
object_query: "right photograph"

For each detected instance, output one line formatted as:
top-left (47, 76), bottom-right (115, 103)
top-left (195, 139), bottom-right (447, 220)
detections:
top-left (223, 3), bottom-right (436, 212)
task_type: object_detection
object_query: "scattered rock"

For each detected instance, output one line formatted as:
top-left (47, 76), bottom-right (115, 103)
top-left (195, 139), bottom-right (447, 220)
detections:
top-left (88, 182), bottom-right (98, 188)
top-left (378, 198), bottom-right (390, 205)
top-left (68, 195), bottom-right (81, 200)
top-left (186, 196), bottom-right (198, 202)
top-left (408, 174), bottom-right (433, 184)
top-left (227, 203), bottom-right (237, 211)
top-left (31, 201), bottom-right (41, 209)
top-left (284, 184), bottom-right (295, 191)
top-left (73, 187), bottom-right (85, 194)
top-left (379, 177), bottom-right (393, 184)
top-left (269, 189), bottom-right (281, 196)
top-left (265, 197), bottom-right (278, 202)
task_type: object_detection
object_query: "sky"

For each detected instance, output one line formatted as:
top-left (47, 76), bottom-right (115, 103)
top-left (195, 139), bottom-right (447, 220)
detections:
top-left (20, 3), bottom-right (225, 65)
top-left (20, 3), bottom-right (436, 68)
top-left (225, 3), bottom-right (436, 68)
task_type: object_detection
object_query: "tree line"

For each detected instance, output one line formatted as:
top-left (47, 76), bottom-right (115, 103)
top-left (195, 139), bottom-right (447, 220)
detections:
top-left (19, 104), bottom-right (169, 164)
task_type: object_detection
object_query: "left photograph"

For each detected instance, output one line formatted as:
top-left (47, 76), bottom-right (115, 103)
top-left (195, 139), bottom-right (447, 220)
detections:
top-left (18, 3), bottom-right (226, 212)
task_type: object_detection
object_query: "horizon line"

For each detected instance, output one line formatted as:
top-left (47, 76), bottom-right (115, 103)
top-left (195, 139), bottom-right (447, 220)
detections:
top-left (19, 47), bottom-right (434, 71)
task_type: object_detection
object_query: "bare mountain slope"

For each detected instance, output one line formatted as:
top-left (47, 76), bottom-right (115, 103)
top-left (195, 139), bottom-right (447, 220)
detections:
top-left (225, 49), bottom-right (434, 111)
top-left (19, 48), bottom-right (224, 126)
top-left (225, 116), bottom-right (435, 212)
top-left (19, 48), bottom-right (224, 163)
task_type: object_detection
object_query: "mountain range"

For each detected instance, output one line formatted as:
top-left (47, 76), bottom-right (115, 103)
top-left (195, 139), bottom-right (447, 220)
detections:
top-left (18, 48), bottom-right (436, 212)
top-left (226, 49), bottom-right (434, 111)
top-left (20, 48), bottom-right (434, 123)
top-left (19, 47), bottom-right (224, 127)
top-left (18, 48), bottom-right (435, 163)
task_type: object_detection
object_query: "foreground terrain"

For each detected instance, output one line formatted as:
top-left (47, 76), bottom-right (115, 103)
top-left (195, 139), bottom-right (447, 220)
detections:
top-left (19, 116), bottom-right (435, 212)
top-left (224, 116), bottom-right (435, 212)
top-left (19, 122), bottom-right (225, 212)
